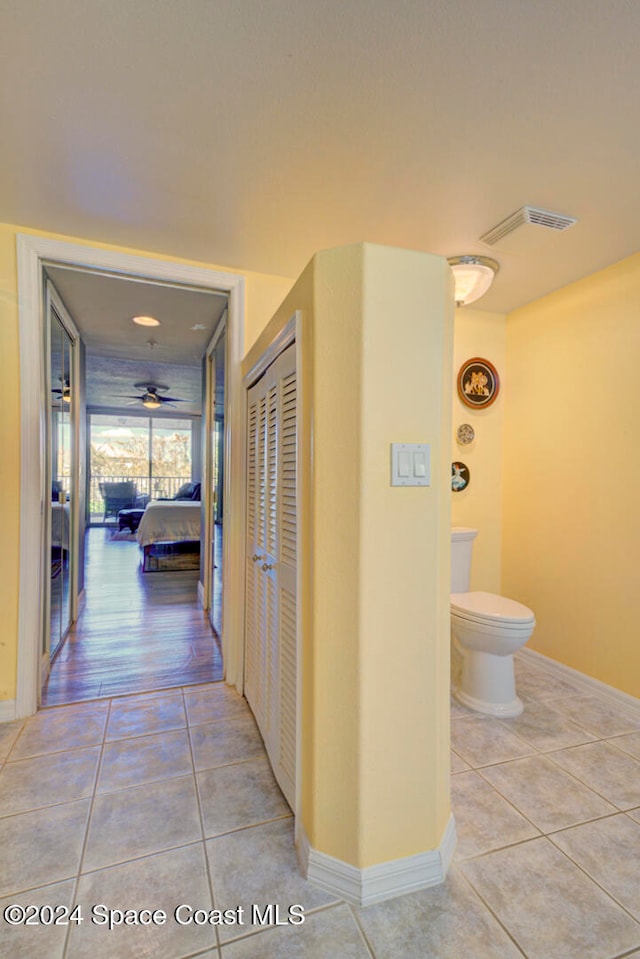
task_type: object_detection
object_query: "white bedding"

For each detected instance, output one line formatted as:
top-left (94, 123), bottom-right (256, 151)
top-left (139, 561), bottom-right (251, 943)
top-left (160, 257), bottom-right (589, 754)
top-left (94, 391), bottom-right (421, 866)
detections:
top-left (51, 502), bottom-right (70, 548)
top-left (136, 500), bottom-right (201, 548)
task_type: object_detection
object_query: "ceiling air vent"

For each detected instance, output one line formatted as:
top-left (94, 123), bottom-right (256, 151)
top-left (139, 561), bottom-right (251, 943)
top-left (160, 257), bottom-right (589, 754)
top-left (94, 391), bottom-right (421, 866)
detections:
top-left (480, 206), bottom-right (577, 247)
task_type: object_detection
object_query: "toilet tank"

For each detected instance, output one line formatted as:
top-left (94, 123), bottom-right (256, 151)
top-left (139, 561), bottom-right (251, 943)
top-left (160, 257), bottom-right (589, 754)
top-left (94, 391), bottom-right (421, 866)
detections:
top-left (451, 528), bottom-right (478, 593)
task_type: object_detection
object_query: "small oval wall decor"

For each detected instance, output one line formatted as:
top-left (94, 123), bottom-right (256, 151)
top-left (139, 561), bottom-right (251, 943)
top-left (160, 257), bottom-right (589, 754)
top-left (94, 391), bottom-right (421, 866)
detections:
top-left (457, 357), bottom-right (500, 409)
top-left (451, 461), bottom-right (470, 492)
top-left (456, 423), bottom-right (475, 446)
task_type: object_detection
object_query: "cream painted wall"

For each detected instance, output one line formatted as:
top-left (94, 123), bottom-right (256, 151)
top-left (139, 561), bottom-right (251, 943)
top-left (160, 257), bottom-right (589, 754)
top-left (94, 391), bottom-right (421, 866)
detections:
top-left (0, 228), bottom-right (21, 702)
top-left (451, 308), bottom-right (507, 593)
top-left (245, 243), bottom-right (453, 870)
top-left (356, 245), bottom-right (453, 865)
top-left (503, 253), bottom-right (640, 698)
top-left (0, 221), bottom-right (293, 704)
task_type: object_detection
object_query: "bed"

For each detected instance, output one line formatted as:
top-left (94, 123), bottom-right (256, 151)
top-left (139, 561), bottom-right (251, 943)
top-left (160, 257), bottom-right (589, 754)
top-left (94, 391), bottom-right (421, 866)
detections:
top-left (136, 500), bottom-right (202, 571)
top-left (51, 502), bottom-right (70, 549)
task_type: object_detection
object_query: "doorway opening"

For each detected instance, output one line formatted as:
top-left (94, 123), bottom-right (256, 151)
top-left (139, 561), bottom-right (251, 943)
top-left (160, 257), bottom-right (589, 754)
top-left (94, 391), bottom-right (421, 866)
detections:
top-left (16, 235), bottom-right (247, 719)
top-left (41, 267), bottom-right (229, 706)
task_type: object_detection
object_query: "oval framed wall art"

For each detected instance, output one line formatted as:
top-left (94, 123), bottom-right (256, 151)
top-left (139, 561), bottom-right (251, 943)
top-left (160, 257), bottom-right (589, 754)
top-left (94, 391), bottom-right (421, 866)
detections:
top-left (451, 462), bottom-right (470, 492)
top-left (457, 357), bottom-right (500, 409)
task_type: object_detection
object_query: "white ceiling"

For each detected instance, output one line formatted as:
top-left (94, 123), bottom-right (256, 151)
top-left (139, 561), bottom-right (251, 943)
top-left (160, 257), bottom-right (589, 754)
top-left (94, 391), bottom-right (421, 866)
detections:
top-left (4, 1), bottom-right (640, 313)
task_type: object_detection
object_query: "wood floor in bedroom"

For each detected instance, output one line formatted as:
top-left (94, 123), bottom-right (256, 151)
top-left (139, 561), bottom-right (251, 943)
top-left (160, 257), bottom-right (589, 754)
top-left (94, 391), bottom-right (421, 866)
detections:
top-left (42, 528), bottom-right (223, 707)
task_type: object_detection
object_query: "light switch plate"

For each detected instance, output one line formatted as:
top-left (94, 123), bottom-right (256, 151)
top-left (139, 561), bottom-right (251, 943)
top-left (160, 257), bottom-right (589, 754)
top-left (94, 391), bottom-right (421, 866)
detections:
top-left (390, 443), bottom-right (431, 486)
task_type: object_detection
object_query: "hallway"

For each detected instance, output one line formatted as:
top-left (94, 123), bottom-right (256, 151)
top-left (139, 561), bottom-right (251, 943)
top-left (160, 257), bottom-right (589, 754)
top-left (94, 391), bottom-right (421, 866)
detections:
top-left (42, 529), bottom-right (223, 707)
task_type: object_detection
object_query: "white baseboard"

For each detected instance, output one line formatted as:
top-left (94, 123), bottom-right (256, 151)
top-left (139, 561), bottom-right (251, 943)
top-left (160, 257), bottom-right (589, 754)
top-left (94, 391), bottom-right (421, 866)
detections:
top-left (0, 700), bottom-right (17, 722)
top-left (297, 815), bottom-right (457, 907)
top-left (519, 647), bottom-right (640, 716)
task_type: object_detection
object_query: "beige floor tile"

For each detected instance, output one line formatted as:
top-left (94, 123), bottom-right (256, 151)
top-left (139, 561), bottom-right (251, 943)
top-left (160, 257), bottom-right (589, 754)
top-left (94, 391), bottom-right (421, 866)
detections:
top-left (452, 770), bottom-right (539, 860)
top-left (628, 807), bottom-right (640, 825)
top-left (66, 845), bottom-right (215, 959)
top-left (0, 799), bottom-right (90, 897)
top-left (450, 749), bottom-right (470, 774)
top-left (552, 694), bottom-right (640, 738)
top-left (0, 879), bottom-right (76, 959)
top-left (450, 717), bottom-right (533, 768)
top-left (105, 693), bottom-right (186, 741)
top-left (190, 714), bottom-right (266, 772)
top-left (551, 814), bottom-right (640, 920)
top-left (549, 741), bottom-right (640, 810)
top-left (461, 837), bottom-right (640, 959)
top-left (97, 728), bottom-right (192, 793)
top-left (514, 663), bottom-right (584, 704)
top-left (480, 754), bottom-right (616, 832)
top-left (206, 818), bottom-right (337, 943)
top-left (610, 730), bottom-right (640, 760)
top-left (83, 775), bottom-right (202, 871)
top-left (499, 702), bottom-right (596, 752)
top-left (10, 703), bottom-right (108, 759)
top-left (185, 684), bottom-right (251, 727)
top-left (0, 746), bottom-right (101, 816)
top-left (450, 697), bottom-right (488, 719)
top-left (357, 866), bottom-right (524, 959)
top-left (0, 720), bottom-right (24, 761)
top-left (198, 757), bottom-right (291, 837)
top-left (220, 904), bottom-right (370, 958)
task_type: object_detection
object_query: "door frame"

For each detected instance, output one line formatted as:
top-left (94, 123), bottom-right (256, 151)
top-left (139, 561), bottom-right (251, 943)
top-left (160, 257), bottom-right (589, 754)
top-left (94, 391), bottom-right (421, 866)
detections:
top-left (43, 279), bottom-right (82, 678)
top-left (16, 234), bottom-right (247, 717)
top-left (202, 310), bottom-right (228, 615)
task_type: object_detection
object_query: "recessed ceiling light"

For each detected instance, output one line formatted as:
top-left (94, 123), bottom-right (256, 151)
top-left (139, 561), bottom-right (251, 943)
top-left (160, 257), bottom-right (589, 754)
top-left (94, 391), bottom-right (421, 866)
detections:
top-left (190, 323), bottom-right (206, 331)
top-left (132, 315), bottom-right (161, 327)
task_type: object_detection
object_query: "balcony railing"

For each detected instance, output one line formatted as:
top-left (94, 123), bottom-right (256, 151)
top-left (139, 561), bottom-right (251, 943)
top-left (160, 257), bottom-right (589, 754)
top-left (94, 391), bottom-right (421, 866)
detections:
top-left (89, 474), bottom-right (191, 524)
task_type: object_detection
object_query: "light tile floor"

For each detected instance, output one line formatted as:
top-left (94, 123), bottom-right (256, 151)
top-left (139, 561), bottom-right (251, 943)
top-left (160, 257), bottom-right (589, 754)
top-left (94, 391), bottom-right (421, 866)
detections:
top-left (2, 656), bottom-right (640, 957)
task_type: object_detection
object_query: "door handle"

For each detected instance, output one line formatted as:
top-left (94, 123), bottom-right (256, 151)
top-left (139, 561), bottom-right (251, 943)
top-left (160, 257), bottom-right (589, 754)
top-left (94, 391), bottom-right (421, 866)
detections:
top-left (252, 554), bottom-right (265, 562)
top-left (261, 563), bottom-right (275, 571)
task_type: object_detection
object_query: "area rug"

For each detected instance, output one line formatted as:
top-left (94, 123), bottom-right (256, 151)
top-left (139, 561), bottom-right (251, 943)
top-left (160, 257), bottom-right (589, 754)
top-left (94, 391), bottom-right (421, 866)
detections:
top-left (109, 529), bottom-right (138, 542)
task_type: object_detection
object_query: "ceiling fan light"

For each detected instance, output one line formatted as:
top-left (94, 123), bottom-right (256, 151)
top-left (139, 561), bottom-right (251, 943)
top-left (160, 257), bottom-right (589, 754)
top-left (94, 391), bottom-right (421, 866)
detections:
top-left (142, 393), bottom-right (162, 409)
top-left (447, 255), bottom-right (499, 306)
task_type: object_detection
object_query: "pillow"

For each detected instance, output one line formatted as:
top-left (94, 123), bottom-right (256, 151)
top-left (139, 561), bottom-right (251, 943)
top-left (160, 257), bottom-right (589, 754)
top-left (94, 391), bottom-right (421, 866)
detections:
top-left (174, 482), bottom-right (195, 500)
top-left (191, 483), bottom-right (201, 500)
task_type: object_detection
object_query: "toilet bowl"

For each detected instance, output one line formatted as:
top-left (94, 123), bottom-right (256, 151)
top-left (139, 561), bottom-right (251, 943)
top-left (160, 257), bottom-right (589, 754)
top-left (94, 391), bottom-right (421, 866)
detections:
top-left (451, 530), bottom-right (535, 718)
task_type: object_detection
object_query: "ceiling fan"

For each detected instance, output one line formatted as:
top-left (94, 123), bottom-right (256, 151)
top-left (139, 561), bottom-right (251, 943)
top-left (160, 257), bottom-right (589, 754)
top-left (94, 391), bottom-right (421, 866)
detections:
top-left (51, 377), bottom-right (71, 403)
top-left (119, 382), bottom-right (187, 409)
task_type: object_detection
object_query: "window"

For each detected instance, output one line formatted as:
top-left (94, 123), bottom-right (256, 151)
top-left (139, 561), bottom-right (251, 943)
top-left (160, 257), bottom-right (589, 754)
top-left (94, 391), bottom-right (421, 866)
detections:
top-left (89, 413), bottom-right (194, 523)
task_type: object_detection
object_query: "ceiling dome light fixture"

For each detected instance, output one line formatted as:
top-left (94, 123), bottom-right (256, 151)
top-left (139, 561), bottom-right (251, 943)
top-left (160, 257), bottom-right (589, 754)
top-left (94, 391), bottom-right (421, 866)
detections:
top-left (132, 315), bottom-right (161, 327)
top-left (447, 255), bottom-right (500, 307)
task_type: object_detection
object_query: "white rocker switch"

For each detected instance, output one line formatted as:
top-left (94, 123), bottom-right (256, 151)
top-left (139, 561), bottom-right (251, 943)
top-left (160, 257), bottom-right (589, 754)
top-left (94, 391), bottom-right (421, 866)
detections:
top-left (391, 443), bottom-right (431, 487)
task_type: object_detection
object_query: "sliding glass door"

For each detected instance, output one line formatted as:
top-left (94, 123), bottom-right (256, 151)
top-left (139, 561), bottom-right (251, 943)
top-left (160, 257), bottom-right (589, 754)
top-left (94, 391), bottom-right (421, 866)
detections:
top-left (88, 413), bottom-right (194, 524)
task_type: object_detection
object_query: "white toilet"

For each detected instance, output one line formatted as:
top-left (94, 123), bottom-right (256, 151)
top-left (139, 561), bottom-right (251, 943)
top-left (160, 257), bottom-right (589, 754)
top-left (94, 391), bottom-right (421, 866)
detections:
top-left (451, 528), bottom-right (535, 718)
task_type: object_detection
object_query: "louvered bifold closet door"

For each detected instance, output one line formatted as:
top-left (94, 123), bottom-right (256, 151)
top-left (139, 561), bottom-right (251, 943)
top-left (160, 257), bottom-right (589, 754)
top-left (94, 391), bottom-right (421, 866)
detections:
top-left (244, 342), bottom-right (297, 811)
top-left (274, 346), bottom-right (297, 806)
top-left (245, 379), bottom-right (268, 731)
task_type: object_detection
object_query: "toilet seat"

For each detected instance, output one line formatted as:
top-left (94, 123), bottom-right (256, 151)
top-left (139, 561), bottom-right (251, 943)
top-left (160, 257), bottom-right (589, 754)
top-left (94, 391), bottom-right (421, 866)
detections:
top-left (451, 591), bottom-right (535, 628)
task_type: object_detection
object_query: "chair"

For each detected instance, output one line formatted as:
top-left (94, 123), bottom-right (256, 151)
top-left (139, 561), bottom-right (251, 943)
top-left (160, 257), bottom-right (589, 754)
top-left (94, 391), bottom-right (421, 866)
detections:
top-left (99, 481), bottom-right (148, 523)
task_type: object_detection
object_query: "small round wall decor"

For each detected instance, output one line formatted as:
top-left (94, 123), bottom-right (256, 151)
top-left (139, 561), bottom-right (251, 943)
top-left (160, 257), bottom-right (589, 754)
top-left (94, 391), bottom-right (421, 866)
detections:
top-left (457, 357), bottom-right (500, 409)
top-left (456, 423), bottom-right (475, 446)
top-left (451, 462), bottom-right (470, 492)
